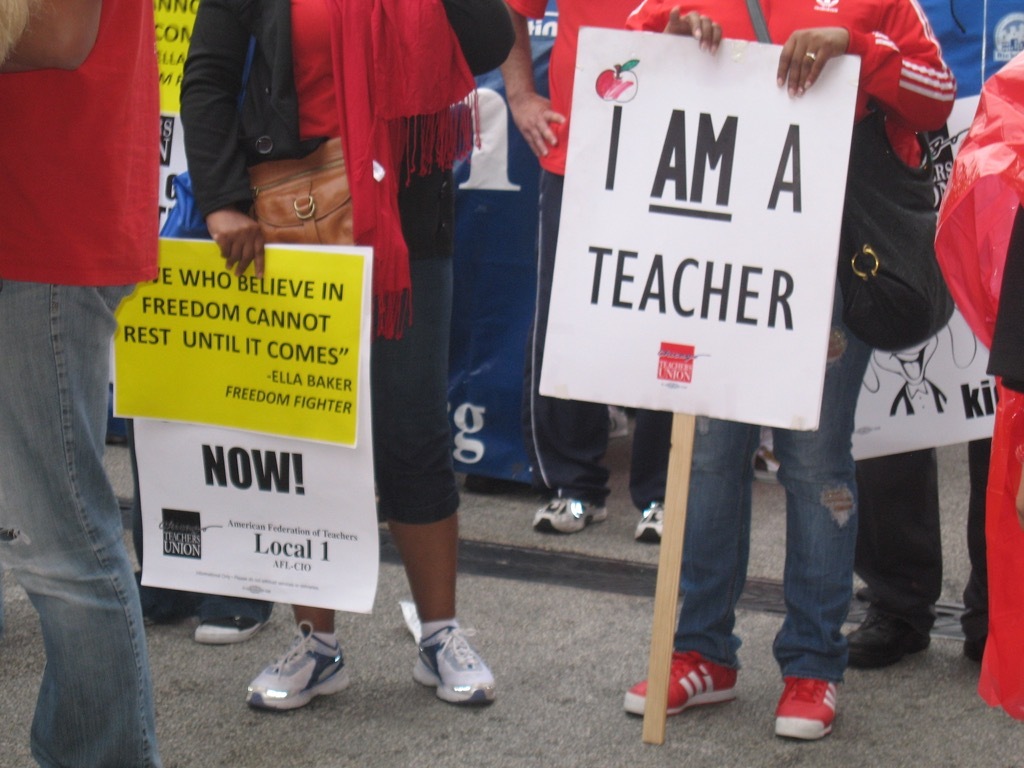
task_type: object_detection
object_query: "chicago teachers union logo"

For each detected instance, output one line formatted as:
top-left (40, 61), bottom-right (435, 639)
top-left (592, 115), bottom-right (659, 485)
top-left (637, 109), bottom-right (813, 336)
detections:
top-left (658, 342), bottom-right (697, 384)
top-left (161, 508), bottom-right (202, 559)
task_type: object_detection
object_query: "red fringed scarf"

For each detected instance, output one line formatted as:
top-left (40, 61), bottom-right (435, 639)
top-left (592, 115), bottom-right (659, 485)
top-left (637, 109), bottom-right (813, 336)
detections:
top-left (325, 0), bottom-right (477, 339)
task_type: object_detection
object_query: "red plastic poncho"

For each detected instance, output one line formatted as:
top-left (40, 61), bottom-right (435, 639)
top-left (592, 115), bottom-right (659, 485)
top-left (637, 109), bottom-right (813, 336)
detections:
top-left (935, 52), bottom-right (1024, 721)
top-left (936, 53), bottom-right (1024, 348)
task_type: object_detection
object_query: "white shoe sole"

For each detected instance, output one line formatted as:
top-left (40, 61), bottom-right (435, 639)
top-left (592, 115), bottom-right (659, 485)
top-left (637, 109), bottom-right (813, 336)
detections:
top-left (413, 659), bottom-right (496, 705)
top-left (246, 667), bottom-right (351, 711)
top-left (775, 716), bottom-right (832, 740)
top-left (194, 619), bottom-right (267, 645)
top-left (623, 687), bottom-right (736, 716)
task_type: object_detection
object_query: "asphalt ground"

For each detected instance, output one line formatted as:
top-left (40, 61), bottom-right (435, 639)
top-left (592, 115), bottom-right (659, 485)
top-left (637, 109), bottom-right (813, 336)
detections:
top-left (1, 432), bottom-right (1022, 767)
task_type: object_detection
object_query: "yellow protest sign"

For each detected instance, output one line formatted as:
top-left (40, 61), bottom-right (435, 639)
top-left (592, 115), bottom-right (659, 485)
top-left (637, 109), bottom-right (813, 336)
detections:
top-left (155, 0), bottom-right (196, 114)
top-left (115, 239), bottom-right (369, 446)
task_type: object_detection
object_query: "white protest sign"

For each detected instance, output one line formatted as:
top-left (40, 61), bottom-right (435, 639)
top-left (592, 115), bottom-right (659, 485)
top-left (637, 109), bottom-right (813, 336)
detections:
top-left (124, 241), bottom-right (379, 612)
top-left (541, 29), bottom-right (860, 431)
top-left (852, 308), bottom-right (995, 458)
top-left (135, 418), bottom-right (379, 613)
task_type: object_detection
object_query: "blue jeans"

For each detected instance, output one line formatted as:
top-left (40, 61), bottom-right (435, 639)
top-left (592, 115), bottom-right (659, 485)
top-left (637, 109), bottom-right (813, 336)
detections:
top-left (0, 281), bottom-right (161, 767)
top-left (675, 294), bottom-right (871, 683)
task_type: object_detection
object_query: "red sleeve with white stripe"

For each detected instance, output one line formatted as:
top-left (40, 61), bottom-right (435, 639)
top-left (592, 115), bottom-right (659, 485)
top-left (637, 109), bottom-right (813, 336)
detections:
top-left (848, 0), bottom-right (956, 132)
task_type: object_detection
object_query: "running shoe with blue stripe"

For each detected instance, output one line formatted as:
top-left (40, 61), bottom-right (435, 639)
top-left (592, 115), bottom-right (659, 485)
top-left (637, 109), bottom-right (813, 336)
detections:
top-left (246, 621), bottom-right (349, 710)
top-left (413, 626), bottom-right (495, 704)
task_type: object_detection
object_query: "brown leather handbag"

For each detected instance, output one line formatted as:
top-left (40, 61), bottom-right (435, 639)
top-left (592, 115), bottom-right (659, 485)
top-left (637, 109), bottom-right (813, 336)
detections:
top-left (248, 137), bottom-right (354, 246)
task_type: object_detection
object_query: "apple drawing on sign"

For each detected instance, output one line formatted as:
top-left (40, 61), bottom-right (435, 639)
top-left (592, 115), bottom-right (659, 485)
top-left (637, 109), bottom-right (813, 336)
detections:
top-left (595, 59), bottom-right (639, 103)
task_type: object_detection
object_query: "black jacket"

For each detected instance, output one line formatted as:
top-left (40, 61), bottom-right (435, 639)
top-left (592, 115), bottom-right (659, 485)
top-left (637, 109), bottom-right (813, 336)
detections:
top-left (180, 0), bottom-right (513, 258)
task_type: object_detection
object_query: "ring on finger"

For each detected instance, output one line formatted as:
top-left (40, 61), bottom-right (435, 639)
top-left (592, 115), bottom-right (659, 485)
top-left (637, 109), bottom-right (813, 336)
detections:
top-left (805, 51), bottom-right (817, 61)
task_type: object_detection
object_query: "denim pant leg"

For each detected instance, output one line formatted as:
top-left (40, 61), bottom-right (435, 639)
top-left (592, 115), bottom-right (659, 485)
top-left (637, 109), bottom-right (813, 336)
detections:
top-left (0, 282), bottom-right (160, 767)
top-left (771, 320), bottom-right (871, 682)
top-left (674, 417), bottom-right (761, 669)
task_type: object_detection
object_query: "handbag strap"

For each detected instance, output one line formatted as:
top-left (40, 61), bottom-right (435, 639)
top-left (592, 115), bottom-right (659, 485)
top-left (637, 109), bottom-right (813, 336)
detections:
top-left (744, 0), bottom-right (771, 43)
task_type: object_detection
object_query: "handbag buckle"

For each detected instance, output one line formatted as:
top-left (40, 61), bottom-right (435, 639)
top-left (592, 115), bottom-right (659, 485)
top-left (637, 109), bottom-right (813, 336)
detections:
top-left (851, 244), bottom-right (880, 281)
top-left (293, 195), bottom-right (316, 220)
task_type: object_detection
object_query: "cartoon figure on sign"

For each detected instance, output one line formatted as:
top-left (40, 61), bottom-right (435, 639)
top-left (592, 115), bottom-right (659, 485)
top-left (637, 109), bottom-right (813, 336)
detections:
top-left (873, 336), bottom-right (947, 416)
top-left (595, 59), bottom-right (638, 103)
top-left (862, 314), bottom-right (978, 416)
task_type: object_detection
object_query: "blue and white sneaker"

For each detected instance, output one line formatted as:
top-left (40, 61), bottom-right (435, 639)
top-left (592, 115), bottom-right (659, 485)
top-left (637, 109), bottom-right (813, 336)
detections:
top-left (413, 626), bottom-right (496, 704)
top-left (533, 497), bottom-right (607, 534)
top-left (246, 621), bottom-right (349, 710)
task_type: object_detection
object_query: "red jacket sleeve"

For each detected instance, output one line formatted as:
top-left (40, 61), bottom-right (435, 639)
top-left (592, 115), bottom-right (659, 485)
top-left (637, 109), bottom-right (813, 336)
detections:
top-left (850, 0), bottom-right (955, 132)
top-left (625, 0), bottom-right (670, 31)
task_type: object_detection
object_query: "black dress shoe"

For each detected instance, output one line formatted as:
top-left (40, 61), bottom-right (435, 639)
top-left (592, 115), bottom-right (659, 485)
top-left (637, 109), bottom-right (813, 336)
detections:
top-left (846, 611), bottom-right (930, 669)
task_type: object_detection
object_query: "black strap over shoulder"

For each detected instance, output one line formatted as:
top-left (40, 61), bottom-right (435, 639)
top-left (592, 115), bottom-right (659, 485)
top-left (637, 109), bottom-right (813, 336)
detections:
top-left (744, 0), bottom-right (771, 43)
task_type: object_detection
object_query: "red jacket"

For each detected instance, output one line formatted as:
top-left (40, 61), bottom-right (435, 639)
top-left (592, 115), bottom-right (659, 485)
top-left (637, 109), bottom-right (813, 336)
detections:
top-left (627, 0), bottom-right (955, 162)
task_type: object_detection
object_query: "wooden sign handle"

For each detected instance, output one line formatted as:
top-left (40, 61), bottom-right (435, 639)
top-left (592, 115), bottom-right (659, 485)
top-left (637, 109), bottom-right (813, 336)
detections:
top-left (642, 411), bottom-right (696, 745)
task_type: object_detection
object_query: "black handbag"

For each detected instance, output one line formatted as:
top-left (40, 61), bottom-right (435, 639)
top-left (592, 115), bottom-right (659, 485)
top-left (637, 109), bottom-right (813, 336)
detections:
top-left (836, 110), bottom-right (954, 351)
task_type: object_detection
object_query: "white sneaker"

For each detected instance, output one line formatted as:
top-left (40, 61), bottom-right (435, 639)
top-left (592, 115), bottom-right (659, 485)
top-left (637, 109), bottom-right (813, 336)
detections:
top-left (413, 626), bottom-right (495, 704)
top-left (246, 622), bottom-right (350, 710)
top-left (533, 497), bottom-right (607, 534)
top-left (634, 501), bottom-right (664, 543)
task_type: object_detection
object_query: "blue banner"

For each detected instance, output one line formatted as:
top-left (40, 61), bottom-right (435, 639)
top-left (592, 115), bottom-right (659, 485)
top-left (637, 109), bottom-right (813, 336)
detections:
top-left (447, 14), bottom-right (555, 483)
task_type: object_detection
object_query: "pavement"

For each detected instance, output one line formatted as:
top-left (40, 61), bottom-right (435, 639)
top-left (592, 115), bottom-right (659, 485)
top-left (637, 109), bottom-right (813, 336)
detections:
top-left (1, 429), bottom-right (1022, 767)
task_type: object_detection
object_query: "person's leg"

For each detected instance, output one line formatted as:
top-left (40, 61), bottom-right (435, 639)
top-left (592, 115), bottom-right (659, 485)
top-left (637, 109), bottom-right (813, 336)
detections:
top-left (962, 437), bottom-right (991, 660)
top-left (292, 605), bottom-right (335, 632)
top-left (771, 319), bottom-right (872, 684)
top-left (769, 318), bottom-right (870, 741)
top-left (674, 418), bottom-right (759, 666)
top-left (845, 448), bottom-right (939, 667)
top-left (853, 448), bottom-right (942, 631)
top-left (373, 256), bottom-right (461, 618)
top-left (629, 409), bottom-right (672, 509)
top-left (622, 417), bottom-right (754, 715)
top-left (524, 171), bottom-right (610, 527)
top-left (389, 515), bottom-right (458, 622)
top-left (629, 409), bottom-right (672, 542)
top-left (0, 282), bottom-right (160, 766)
top-left (374, 255), bottom-right (493, 704)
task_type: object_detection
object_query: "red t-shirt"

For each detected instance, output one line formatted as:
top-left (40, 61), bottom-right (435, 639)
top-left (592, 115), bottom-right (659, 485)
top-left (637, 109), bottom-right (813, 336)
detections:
top-left (507, 0), bottom-right (643, 176)
top-left (292, 0), bottom-right (341, 140)
top-left (0, 0), bottom-right (159, 286)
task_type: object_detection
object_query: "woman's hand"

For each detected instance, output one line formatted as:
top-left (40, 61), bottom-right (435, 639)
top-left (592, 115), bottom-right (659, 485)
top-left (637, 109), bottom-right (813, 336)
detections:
top-left (664, 8), bottom-right (722, 53)
top-left (205, 207), bottom-right (265, 278)
top-left (777, 27), bottom-right (850, 96)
